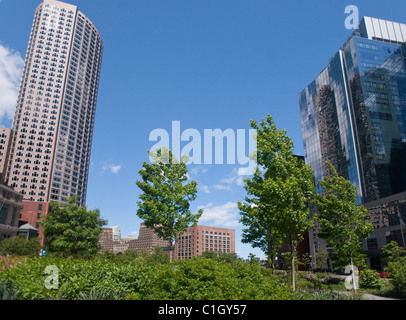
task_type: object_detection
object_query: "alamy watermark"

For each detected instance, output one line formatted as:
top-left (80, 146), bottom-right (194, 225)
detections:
top-left (344, 5), bottom-right (359, 30)
top-left (44, 265), bottom-right (59, 290)
top-left (344, 264), bottom-right (360, 291)
top-left (148, 121), bottom-right (257, 176)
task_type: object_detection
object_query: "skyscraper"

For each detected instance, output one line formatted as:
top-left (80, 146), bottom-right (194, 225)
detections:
top-left (299, 17), bottom-right (406, 269)
top-left (5, 0), bottom-right (103, 228)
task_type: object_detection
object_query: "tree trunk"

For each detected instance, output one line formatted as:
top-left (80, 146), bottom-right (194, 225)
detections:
top-left (291, 242), bottom-right (296, 291)
top-left (267, 228), bottom-right (275, 274)
top-left (351, 257), bottom-right (357, 292)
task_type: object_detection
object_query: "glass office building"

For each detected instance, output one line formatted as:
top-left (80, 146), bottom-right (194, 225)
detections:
top-left (299, 17), bottom-right (406, 269)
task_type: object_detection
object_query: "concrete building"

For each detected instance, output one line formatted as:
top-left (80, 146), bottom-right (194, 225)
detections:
top-left (299, 17), bottom-right (406, 269)
top-left (125, 223), bottom-right (171, 255)
top-left (99, 224), bottom-right (236, 261)
top-left (0, 183), bottom-right (24, 241)
top-left (0, 128), bottom-right (13, 183)
top-left (3, 0), bottom-right (103, 236)
top-left (174, 225), bottom-right (236, 260)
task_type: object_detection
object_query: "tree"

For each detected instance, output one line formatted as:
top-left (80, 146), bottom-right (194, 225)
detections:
top-left (41, 196), bottom-right (107, 258)
top-left (136, 147), bottom-right (203, 262)
top-left (238, 114), bottom-right (315, 290)
top-left (312, 162), bottom-right (374, 274)
top-left (238, 168), bottom-right (284, 271)
top-left (382, 241), bottom-right (406, 294)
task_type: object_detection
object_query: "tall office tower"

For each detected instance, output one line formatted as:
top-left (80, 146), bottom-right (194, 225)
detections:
top-left (5, 0), bottom-right (103, 228)
top-left (299, 17), bottom-right (406, 269)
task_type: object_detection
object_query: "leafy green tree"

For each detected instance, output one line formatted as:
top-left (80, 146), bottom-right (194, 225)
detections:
top-left (0, 237), bottom-right (41, 257)
top-left (41, 196), bottom-right (107, 258)
top-left (201, 251), bottom-right (218, 259)
top-left (247, 253), bottom-right (261, 265)
top-left (148, 246), bottom-right (170, 264)
top-left (136, 147), bottom-right (203, 262)
top-left (312, 162), bottom-right (374, 272)
top-left (315, 249), bottom-right (330, 272)
top-left (382, 240), bottom-right (405, 264)
top-left (238, 115), bottom-right (315, 290)
top-left (238, 169), bottom-right (284, 271)
top-left (382, 241), bottom-right (406, 294)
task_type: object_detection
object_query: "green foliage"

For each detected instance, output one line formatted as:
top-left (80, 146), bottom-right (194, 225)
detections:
top-left (2, 256), bottom-right (380, 300)
top-left (359, 269), bottom-right (382, 290)
top-left (382, 241), bottom-right (405, 264)
top-left (312, 162), bottom-right (374, 269)
top-left (136, 147), bottom-right (203, 249)
top-left (41, 196), bottom-right (107, 259)
top-left (382, 241), bottom-right (406, 295)
top-left (385, 259), bottom-right (406, 295)
top-left (127, 257), bottom-right (297, 300)
top-left (0, 255), bottom-right (26, 272)
top-left (0, 237), bottom-right (41, 257)
top-left (0, 257), bottom-right (158, 300)
top-left (238, 114), bottom-right (315, 290)
top-left (315, 249), bottom-right (330, 271)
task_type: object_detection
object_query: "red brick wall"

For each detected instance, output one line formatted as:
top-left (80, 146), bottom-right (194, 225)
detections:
top-left (19, 201), bottom-right (50, 242)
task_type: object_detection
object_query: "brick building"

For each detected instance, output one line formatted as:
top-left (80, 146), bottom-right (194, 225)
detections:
top-left (0, 183), bottom-right (24, 241)
top-left (99, 224), bottom-right (236, 261)
top-left (174, 225), bottom-right (236, 260)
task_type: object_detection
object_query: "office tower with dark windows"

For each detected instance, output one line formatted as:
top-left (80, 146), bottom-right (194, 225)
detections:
top-left (299, 17), bottom-right (406, 270)
top-left (5, 0), bottom-right (103, 231)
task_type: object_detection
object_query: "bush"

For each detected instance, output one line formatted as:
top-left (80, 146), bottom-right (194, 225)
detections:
top-left (127, 257), bottom-right (296, 300)
top-left (0, 256), bottom-right (26, 272)
top-left (0, 237), bottom-right (41, 257)
top-left (359, 269), bottom-right (382, 290)
top-left (385, 258), bottom-right (406, 295)
top-left (0, 257), bottom-right (298, 300)
top-left (0, 257), bottom-right (158, 300)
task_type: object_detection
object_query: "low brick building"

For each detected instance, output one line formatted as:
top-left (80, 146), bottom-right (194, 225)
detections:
top-left (174, 225), bottom-right (236, 260)
top-left (0, 183), bottom-right (24, 241)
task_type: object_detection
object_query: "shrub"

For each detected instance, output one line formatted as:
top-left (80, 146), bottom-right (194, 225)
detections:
top-left (127, 258), bottom-right (297, 300)
top-left (0, 256), bottom-right (26, 272)
top-left (0, 237), bottom-right (41, 257)
top-left (385, 258), bottom-right (406, 295)
top-left (0, 257), bottom-right (158, 300)
top-left (359, 269), bottom-right (382, 290)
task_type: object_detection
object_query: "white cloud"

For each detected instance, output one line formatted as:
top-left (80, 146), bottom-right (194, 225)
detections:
top-left (189, 166), bottom-right (209, 176)
top-left (197, 167), bottom-right (246, 194)
top-left (220, 167), bottom-right (245, 187)
top-left (199, 185), bottom-right (211, 194)
top-left (198, 202), bottom-right (240, 228)
top-left (101, 161), bottom-right (122, 174)
top-left (0, 43), bottom-right (23, 124)
top-left (211, 184), bottom-right (231, 191)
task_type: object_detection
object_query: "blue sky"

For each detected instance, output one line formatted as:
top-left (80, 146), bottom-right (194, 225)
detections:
top-left (1, 0), bottom-right (406, 259)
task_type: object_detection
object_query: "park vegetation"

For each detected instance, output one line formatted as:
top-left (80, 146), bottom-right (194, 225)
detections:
top-left (0, 115), bottom-right (405, 300)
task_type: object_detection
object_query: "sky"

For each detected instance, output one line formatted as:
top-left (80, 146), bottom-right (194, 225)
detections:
top-left (1, 0), bottom-right (406, 259)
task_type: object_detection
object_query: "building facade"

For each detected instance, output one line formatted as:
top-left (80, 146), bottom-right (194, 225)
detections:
top-left (299, 17), bottom-right (406, 269)
top-left (0, 183), bottom-right (24, 241)
top-left (174, 225), bottom-right (236, 260)
top-left (99, 223), bottom-right (171, 255)
top-left (99, 224), bottom-right (236, 261)
top-left (125, 223), bottom-right (171, 255)
top-left (3, 0), bottom-right (103, 232)
top-left (0, 129), bottom-right (13, 183)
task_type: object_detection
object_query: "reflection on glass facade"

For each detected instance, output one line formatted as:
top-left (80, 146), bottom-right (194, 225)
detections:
top-left (300, 21), bottom-right (406, 204)
top-left (299, 50), bottom-right (362, 200)
top-left (299, 17), bottom-right (406, 268)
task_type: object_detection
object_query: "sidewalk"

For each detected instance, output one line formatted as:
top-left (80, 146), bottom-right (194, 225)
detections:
top-left (362, 293), bottom-right (403, 300)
